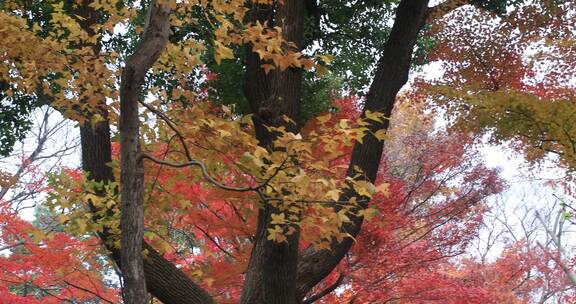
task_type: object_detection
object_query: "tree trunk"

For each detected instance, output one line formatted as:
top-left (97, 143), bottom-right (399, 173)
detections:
top-left (241, 0), bottom-right (306, 302)
top-left (72, 1), bottom-right (213, 303)
top-left (119, 1), bottom-right (172, 303)
top-left (295, 0), bottom-right (430, 300)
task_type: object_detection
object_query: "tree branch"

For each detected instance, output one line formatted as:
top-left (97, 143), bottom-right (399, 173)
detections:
top-left (302, 273), bottom-right (345, 304)
top-left (141, 153), bottom-right (255, 192)
top-left (139, 100), bottom-right (194, 162)
top-left (64, 280), bottom-right (115, 304)
top-left (535, 211), bottom-right (576, 287)
top-left (426, 0), bottom-right (470, 23)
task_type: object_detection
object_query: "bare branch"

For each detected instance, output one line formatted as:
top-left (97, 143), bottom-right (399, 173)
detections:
top-left (535, 211), bottom-right (576, 287)
top-left (141, 153), bottom-right (255, 192)
top-left (303, 273), bottom-right (345, 304)
top-left (63, 280), bottom-right (115, 304)
top-left (139, 100), bottom-right (194, 162)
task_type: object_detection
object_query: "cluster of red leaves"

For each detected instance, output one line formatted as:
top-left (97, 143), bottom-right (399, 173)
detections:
top-left (453, 242), bottom-right (574, 304)
top-left (427, 1), bottom-right (576, 99)
top-left (1, 94), bottom-right (573, 303)
top-left (306, 98), bottom-right (506, 303)
top-left (0, 201), bottom-right (119, 303)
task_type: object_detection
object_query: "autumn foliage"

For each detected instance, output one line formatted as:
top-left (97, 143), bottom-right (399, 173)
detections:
top-left (1, 0), bottom-right (575, 303)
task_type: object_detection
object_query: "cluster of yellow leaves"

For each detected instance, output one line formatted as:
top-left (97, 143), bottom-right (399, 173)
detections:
top-left (43, 100), bottom-right (391, 257)
top-left (241, 113), bottom-right (390, 246)
top-left (135, 101), bottom-right (392, 248)
top-left (0, 13), bottom-right (68, 94)
top-left (2, 0), bottom-right (336, 131)
top-left (432, 86), bottom-right (576, 169)
top-left (2, 0), bottom-right (390, 253)
top-left (88, 0), bottom-right (137, 32)
top-left (46, 171), bottom-right (120, 246)
top-left (1, 2), bottom-right (125, 123)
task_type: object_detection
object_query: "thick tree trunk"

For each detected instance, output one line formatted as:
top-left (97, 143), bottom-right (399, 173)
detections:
top-left (243, 2), bottom-right (274, 114)
top-left (295, 0), bottom-right (430, 300)
top-left (241, 0), bottom-right (306, 302)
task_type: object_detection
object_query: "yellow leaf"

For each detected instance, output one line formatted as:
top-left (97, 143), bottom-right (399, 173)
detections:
top-left (221, 105), bottom-right (232, 115)
top-left (336, 209), bottom-right (350, 226)
top-left (365, 110), bottom-right (384, 123)
top-left (31, 229), bottom-right (46, 242)
top-left (218, 129), bottom-right (231, 137)
top-left (286, 226), bottom-right (297, 235)
top-left (192, 269), bottom-right (203, 278)
top-left (374, 129), bottom-right (387, 141)
top-left (317, 113), bottom-right (332, 124)
top-left (314, 241), bottom-right (331, 250)
top-left (267, 225), bottom-right (286, 242)
top-left (261, 63), bottom-right (275, 74)
top-left (354, 180), bottom-right (375, 197)
top-left (326, 189), bottom-right (340, 201)
top-left (317, 54), bottom-right (333, 64)
top-left (214, 40), bottom-right (234, 64)
top-left (76, 219), bottom-right (88, 233)
top-left (58, 214), bottom-right (69, 224)
top-left (358, 208), bottom-right (378, 221)
top-left (204, 277), bottom-right (215, 287)
top-left (271, 213), bottom-right (286, 224)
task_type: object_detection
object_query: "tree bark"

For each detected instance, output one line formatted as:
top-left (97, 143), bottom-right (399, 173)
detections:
top-left (241, 0), bottom-right (306, 302)
top-left (295, 0), bottom-right (430, 300)
top-left (119, 1), bottom-right (172, 303)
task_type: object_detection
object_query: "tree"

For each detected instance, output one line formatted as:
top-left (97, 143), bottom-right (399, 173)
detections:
top-left (420, 0), bottom-right (576, 169)
top-left (1, 0), bottom-right (574, 303)
top-left (455, 189), bottom-right (576, 304)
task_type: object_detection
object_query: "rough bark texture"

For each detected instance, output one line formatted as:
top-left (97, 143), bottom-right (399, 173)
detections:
top-left (295, 0), bottom-right (430, 300)
top-left (119, 1), bottom-right (172, 303)
top-left (240, 0), bottom-right (306, 302)
top-left (244, 2), bottom-right (274, 114)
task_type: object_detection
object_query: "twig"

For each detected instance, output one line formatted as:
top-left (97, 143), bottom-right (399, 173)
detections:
top-left (139, 100), bottom-right (193, 162)
top-left (194, 224), bottom-right (234, 258)
top-left (64, 280), bottom-right (115, 304)
top-left (141, 153), bottom-right (254, 192)
top-left (535, 211), bottom-right (576, 287)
